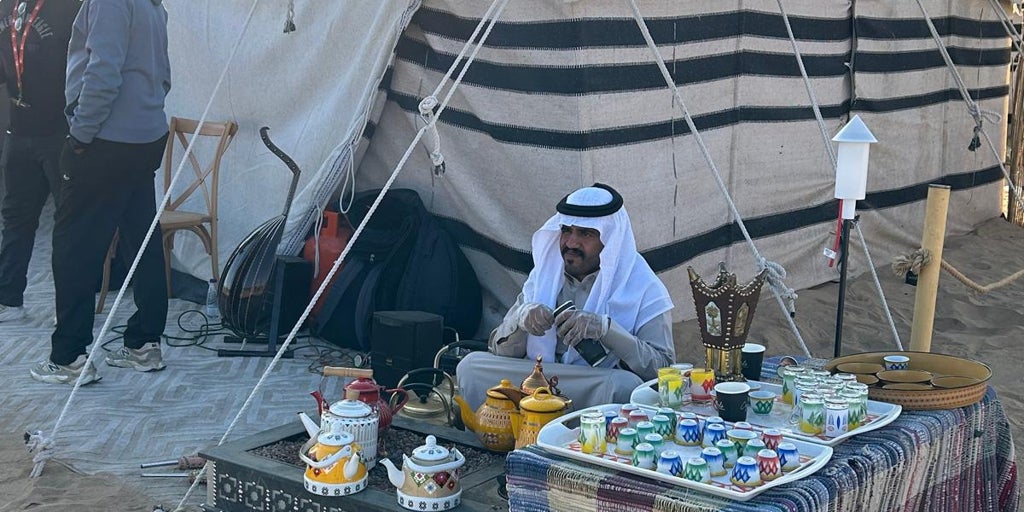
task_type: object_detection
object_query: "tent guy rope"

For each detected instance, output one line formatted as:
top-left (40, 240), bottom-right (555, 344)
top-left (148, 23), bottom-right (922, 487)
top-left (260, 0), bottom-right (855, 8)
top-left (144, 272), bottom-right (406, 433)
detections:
top-left (914, 0), bottom-right (1024, 215)
top-left (626, 0), bottom-right (812, 358)
top-left (775, 0), bottom-right (904, 351)
top-left (893, 248), bottom-right (1024, 294)
top-left (28, 0), bottom-right (263, 481)
top-left (173, 0), bottom-right (512, 508)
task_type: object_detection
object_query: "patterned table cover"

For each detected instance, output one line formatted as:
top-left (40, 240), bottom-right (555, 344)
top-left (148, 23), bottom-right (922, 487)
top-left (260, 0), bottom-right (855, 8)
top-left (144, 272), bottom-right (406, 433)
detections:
top-left (505, 359), bottom-right (1019, 512)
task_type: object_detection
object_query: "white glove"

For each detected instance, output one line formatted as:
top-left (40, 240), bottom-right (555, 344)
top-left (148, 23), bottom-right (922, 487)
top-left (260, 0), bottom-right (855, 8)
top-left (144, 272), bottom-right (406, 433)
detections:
top-left (516, 302), bottom-right (554, 336)
top-left (554, 309), bottom-right (608, 347)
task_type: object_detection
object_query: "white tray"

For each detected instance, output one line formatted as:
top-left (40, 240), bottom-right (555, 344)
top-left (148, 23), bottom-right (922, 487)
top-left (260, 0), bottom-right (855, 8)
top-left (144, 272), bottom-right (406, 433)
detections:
top-left (535, 403), bottom-right (833, 502)
top-left (629, 378), bottom-right (902, 447)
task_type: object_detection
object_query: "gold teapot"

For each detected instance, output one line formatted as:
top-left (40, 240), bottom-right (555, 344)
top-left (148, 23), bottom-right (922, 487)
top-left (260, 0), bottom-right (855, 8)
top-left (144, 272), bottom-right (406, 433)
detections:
top-left (509, 387), bottom-right (572, 449)
top-left (452, 379), bottom-right (522, 452)
top-left (298, 431), bottom-right (367, 497)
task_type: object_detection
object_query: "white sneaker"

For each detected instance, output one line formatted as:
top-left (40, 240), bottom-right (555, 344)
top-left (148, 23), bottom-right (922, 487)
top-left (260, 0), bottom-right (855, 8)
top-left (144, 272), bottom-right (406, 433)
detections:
top-left (0, 304), bottom-right (25, 322)
top-left (30, 355), bottom-right (102, 385)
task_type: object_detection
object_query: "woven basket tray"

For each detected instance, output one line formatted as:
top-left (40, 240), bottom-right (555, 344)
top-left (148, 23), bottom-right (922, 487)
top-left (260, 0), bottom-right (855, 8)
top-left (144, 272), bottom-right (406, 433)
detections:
top-left (823, 351), bottom-right (991, 411)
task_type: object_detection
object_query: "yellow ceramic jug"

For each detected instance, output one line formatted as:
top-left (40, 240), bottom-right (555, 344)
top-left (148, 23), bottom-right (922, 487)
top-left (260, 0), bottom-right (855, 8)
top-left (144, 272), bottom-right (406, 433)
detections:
top-left (453, 379), bottom-right (522, 452)
top-left (509, 387), bottom-right (572, 449)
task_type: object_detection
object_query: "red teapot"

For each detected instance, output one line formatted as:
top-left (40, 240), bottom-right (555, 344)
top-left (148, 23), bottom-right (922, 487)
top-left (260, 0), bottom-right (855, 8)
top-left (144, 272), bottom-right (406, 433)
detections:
top-left (323, 367), bottom-right (409, 433)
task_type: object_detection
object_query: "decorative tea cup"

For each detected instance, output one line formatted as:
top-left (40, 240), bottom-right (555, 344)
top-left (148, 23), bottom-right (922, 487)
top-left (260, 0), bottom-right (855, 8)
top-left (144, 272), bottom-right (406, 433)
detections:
top-left (657, 450), bottom-right (683, 477)
top-left (702, 447), bottom-right (726, 476)
top-left (756, 449), bottom-right (782, 481)
top-left (632, 442), bottom-right (656, 469)
top-left (777, 442), bottom-right (801, 472)
top-left (702, 422), bottom-right (727, 448)
top-left (716, 439), bottom-right (739, 468)
top-left (883, 355), bottom-right (910, 371)
top-left (730, 456), bottom-right (762, 486)
top-left (749, 390), bottom-right (777, 416)
top-left (726, 428), bottom-right (759, 456)
top-left (683, 457), bottom-right (711, 483)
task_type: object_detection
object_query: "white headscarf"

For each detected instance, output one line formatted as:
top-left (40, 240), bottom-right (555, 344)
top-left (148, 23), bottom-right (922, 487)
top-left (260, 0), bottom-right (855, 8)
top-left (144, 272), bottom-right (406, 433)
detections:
top-left (523, 185), bottom-right (673, 367)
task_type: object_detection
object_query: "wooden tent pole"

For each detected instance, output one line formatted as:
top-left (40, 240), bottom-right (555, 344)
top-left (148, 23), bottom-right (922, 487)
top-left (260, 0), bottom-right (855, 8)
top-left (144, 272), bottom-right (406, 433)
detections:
top-left (909, 184), bottom-right (951, 352)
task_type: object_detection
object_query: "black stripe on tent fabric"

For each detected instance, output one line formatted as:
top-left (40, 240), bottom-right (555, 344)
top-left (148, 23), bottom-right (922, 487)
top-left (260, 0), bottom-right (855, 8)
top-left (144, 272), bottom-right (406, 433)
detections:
top-left (412, 7), bottom-right (851, 49)
top-left (853, 85), bottom-right (1008, 112)
top-left (435, 166), bottom-right (1002, 274)
top-left (394, 38), bottom-right (848, 95)
top-left (388, 89), bottom-right (849, 150)
top-left (856, 16), bottom-right (1016, 40)
top-left (856, 47), bottom-right (1010, 73)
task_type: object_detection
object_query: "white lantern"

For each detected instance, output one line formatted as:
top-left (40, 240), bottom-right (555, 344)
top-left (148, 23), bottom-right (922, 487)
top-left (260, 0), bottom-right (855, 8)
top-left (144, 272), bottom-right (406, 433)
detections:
top-left (832, 115), bottom-right (878, 219)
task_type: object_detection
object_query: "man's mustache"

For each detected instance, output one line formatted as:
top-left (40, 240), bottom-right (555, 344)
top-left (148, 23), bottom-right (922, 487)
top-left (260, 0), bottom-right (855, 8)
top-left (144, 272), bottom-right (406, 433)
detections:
top-left (561, 248), bottom-right (584, 259)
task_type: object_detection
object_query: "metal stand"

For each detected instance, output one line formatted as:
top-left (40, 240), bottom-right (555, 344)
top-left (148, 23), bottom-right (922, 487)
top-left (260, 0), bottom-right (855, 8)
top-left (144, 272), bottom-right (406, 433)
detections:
top-left (834, 217), bottom-right (854, 358)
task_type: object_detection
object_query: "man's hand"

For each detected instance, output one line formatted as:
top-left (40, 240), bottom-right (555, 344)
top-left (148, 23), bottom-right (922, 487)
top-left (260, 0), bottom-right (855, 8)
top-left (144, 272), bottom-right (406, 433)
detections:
top-left (516, 302), bottom-right (554, 336)
top-left (66, 135), bottom-right (90, 155)
top-left (554, 309), bottom-right (608, 347)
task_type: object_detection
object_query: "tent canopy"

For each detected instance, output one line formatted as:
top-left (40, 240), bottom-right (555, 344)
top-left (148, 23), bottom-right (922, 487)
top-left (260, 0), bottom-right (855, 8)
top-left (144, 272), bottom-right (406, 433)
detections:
top-left (165, 0), bottom-right (1009, 335)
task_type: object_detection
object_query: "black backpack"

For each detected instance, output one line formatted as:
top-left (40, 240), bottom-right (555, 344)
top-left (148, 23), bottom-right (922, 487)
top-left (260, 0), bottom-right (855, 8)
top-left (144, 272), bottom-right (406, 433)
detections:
top-left (312, 189), bottom-right (482, 350)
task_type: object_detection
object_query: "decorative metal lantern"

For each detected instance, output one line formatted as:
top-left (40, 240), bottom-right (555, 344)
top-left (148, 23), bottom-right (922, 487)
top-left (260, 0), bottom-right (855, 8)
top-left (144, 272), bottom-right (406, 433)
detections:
top-left (688, 263), bottom-right (767, 382)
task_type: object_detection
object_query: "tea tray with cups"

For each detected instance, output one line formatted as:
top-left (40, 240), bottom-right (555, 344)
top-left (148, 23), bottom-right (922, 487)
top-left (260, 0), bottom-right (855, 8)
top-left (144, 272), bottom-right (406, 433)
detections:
top-left (535, 403), bottom-right (832, 502)
top-left (630, 379), bottom-right (902, 447)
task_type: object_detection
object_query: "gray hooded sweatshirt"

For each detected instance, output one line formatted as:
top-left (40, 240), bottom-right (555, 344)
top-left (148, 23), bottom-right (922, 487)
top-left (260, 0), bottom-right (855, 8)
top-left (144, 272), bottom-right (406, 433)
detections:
top-left (65, 0), bottom-right (170, 144)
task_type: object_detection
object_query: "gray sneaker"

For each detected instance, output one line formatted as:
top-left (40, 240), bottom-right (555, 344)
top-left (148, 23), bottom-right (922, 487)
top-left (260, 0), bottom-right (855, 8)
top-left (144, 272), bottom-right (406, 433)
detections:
top-left (0, 304), bottom-right (25, 322)
top-left (105, 342), bottom-right (166, 372)
top-left (30, 355), bottom-right (102, 385)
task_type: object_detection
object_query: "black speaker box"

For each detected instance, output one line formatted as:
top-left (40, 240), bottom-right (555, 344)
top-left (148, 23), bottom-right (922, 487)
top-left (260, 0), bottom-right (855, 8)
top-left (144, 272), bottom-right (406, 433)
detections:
top-left (370, 311), bottom-right (443, 389)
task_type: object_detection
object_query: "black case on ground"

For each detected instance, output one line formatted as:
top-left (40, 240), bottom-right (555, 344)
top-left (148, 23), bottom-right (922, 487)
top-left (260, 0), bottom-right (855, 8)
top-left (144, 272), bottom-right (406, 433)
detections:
top-left (370, 311), bottom-right (444, 389)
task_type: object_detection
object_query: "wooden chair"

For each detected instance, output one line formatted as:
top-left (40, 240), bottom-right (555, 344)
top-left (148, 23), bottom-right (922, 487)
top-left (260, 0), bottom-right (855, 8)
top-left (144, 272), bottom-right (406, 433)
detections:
top-left (96, 117), bottom-right (238, 312)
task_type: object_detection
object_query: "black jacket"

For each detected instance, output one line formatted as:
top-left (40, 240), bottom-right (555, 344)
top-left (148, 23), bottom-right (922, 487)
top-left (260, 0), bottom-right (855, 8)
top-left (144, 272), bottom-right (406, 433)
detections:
top-left (0, 0), bottom-right (79, 136)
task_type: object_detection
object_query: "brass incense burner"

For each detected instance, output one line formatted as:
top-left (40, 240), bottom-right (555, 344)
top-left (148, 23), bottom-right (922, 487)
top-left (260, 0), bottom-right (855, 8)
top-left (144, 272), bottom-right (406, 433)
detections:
top-left (688, 263), bottom-right (767, 382)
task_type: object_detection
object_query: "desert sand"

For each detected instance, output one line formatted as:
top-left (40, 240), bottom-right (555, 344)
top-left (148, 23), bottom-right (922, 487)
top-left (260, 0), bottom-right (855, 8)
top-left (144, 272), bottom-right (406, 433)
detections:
top-left (0, 215), bottom-right (1021, 511)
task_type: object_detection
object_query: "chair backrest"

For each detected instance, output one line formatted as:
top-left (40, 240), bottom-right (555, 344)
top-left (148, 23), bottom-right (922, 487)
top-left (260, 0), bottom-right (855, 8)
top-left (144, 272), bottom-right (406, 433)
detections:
top-left (163, 116), bottom-right (239, 218)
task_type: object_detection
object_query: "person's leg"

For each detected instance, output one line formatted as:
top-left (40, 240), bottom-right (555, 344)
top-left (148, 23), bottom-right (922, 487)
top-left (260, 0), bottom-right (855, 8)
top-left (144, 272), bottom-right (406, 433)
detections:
top-left (119, 141), bottom-right (168, 349)
top-left (0, 135), bottom-right (50, 311)
top-left (108, 135), bottom-right (168, 371)
top-left (39, 133), bottom-right (65, 212)
top-left (49, 139), bottom-right (125, 365)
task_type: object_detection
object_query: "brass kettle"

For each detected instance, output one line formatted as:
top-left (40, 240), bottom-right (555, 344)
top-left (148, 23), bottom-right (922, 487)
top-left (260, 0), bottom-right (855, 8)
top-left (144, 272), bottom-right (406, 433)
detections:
top-left (395, 368), bottom-right (457, 426)
top-left (452, 379), bottom-right (522, 452)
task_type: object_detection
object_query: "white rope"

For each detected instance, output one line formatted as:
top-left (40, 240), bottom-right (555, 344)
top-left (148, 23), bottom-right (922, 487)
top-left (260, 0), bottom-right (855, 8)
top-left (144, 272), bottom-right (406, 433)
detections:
top-left (775, 0), bottom-right (903, 351)
top-left (626, 0), bottom-right (811, 358)
top-left (914, 0), bottom-right (1024, 215)
top-left (989, 0), bottom-right (1024, 57)
top-left (174, 0), bottom-right (510, 507)
top-left (30, 0), bottom-right (262, 482)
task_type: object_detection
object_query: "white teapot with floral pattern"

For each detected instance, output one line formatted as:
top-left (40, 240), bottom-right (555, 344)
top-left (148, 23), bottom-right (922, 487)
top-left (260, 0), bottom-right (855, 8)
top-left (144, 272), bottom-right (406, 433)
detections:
top-left (379, 434), bottom-right (465, 511)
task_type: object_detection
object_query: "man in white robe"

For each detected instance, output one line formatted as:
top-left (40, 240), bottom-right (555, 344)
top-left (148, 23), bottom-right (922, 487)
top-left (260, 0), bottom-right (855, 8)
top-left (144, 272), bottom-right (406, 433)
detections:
top-left (457, 183), bottom-right (675, 410)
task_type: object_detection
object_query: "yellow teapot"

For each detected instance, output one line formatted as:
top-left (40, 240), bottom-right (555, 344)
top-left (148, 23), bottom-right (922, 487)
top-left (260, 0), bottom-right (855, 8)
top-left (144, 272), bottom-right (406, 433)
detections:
top-left (509, 387), bottom-right (572, 449)
top-left (452, 379), bottom-right (522, 452)
top-left (299, 431), bottom-right (367, 497)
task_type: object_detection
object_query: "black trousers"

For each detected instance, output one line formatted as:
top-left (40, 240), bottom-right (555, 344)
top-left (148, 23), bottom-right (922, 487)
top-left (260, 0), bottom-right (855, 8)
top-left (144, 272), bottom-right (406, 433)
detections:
top-left (0, 132), bottom-right (64, 307)
top-left (51, 134), bottom-right (168, 365)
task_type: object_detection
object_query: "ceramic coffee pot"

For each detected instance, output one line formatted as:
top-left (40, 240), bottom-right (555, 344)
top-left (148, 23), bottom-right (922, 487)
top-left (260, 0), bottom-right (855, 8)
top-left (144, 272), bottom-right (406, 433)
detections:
top-left (324, 366), bottom-right (409, 434)
top-left (299, 392), bottom-right (379, 469)
top-left (380, 435), bottom-right (465, 511)
top-left (452, 378), bottom-right (522, 452)
top-left (298, 431), bottom-right (367, 497)
top-left (509, 387), bottom-right (572, 449)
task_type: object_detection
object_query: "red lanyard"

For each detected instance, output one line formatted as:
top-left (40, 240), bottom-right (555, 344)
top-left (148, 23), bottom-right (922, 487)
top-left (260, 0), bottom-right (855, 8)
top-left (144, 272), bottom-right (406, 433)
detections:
top-left (10, 0), bottom-right (45, 102)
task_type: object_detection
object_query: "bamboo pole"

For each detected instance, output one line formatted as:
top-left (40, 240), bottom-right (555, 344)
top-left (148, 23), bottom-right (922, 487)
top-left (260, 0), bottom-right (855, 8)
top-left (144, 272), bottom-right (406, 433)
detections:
top-left (909, 185), bottom-right (951, 352)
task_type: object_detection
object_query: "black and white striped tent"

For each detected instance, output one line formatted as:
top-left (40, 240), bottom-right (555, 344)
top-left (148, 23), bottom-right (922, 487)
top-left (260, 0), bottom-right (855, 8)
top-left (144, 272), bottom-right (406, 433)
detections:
top-left (166, 0), bottom-right (1010, 331)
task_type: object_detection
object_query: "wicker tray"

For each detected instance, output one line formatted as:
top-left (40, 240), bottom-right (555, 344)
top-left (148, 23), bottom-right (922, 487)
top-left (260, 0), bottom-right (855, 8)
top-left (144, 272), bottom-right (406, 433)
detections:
top-left (823, 351), bottom-right (991, 411)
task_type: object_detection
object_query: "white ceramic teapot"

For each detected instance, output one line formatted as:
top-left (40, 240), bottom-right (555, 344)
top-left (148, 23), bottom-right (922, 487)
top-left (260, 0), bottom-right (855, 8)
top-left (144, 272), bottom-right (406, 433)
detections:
top-left (298, 431), bottom-right (367, 497)
top-left (299, 393), bottom-right (379, 468)
top-left (379, 435), bottom-right (465, 511)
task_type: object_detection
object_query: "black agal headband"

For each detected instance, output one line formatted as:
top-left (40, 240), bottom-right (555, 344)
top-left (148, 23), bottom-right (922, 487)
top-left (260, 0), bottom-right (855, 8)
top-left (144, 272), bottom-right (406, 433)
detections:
top-left (555, 183), bottom-right (624, 217)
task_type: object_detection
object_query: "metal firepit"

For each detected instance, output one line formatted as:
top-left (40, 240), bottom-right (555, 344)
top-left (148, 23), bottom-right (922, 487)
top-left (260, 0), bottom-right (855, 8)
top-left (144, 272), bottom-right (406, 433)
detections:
top-left (200, 416), bottom-right (506, 512)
